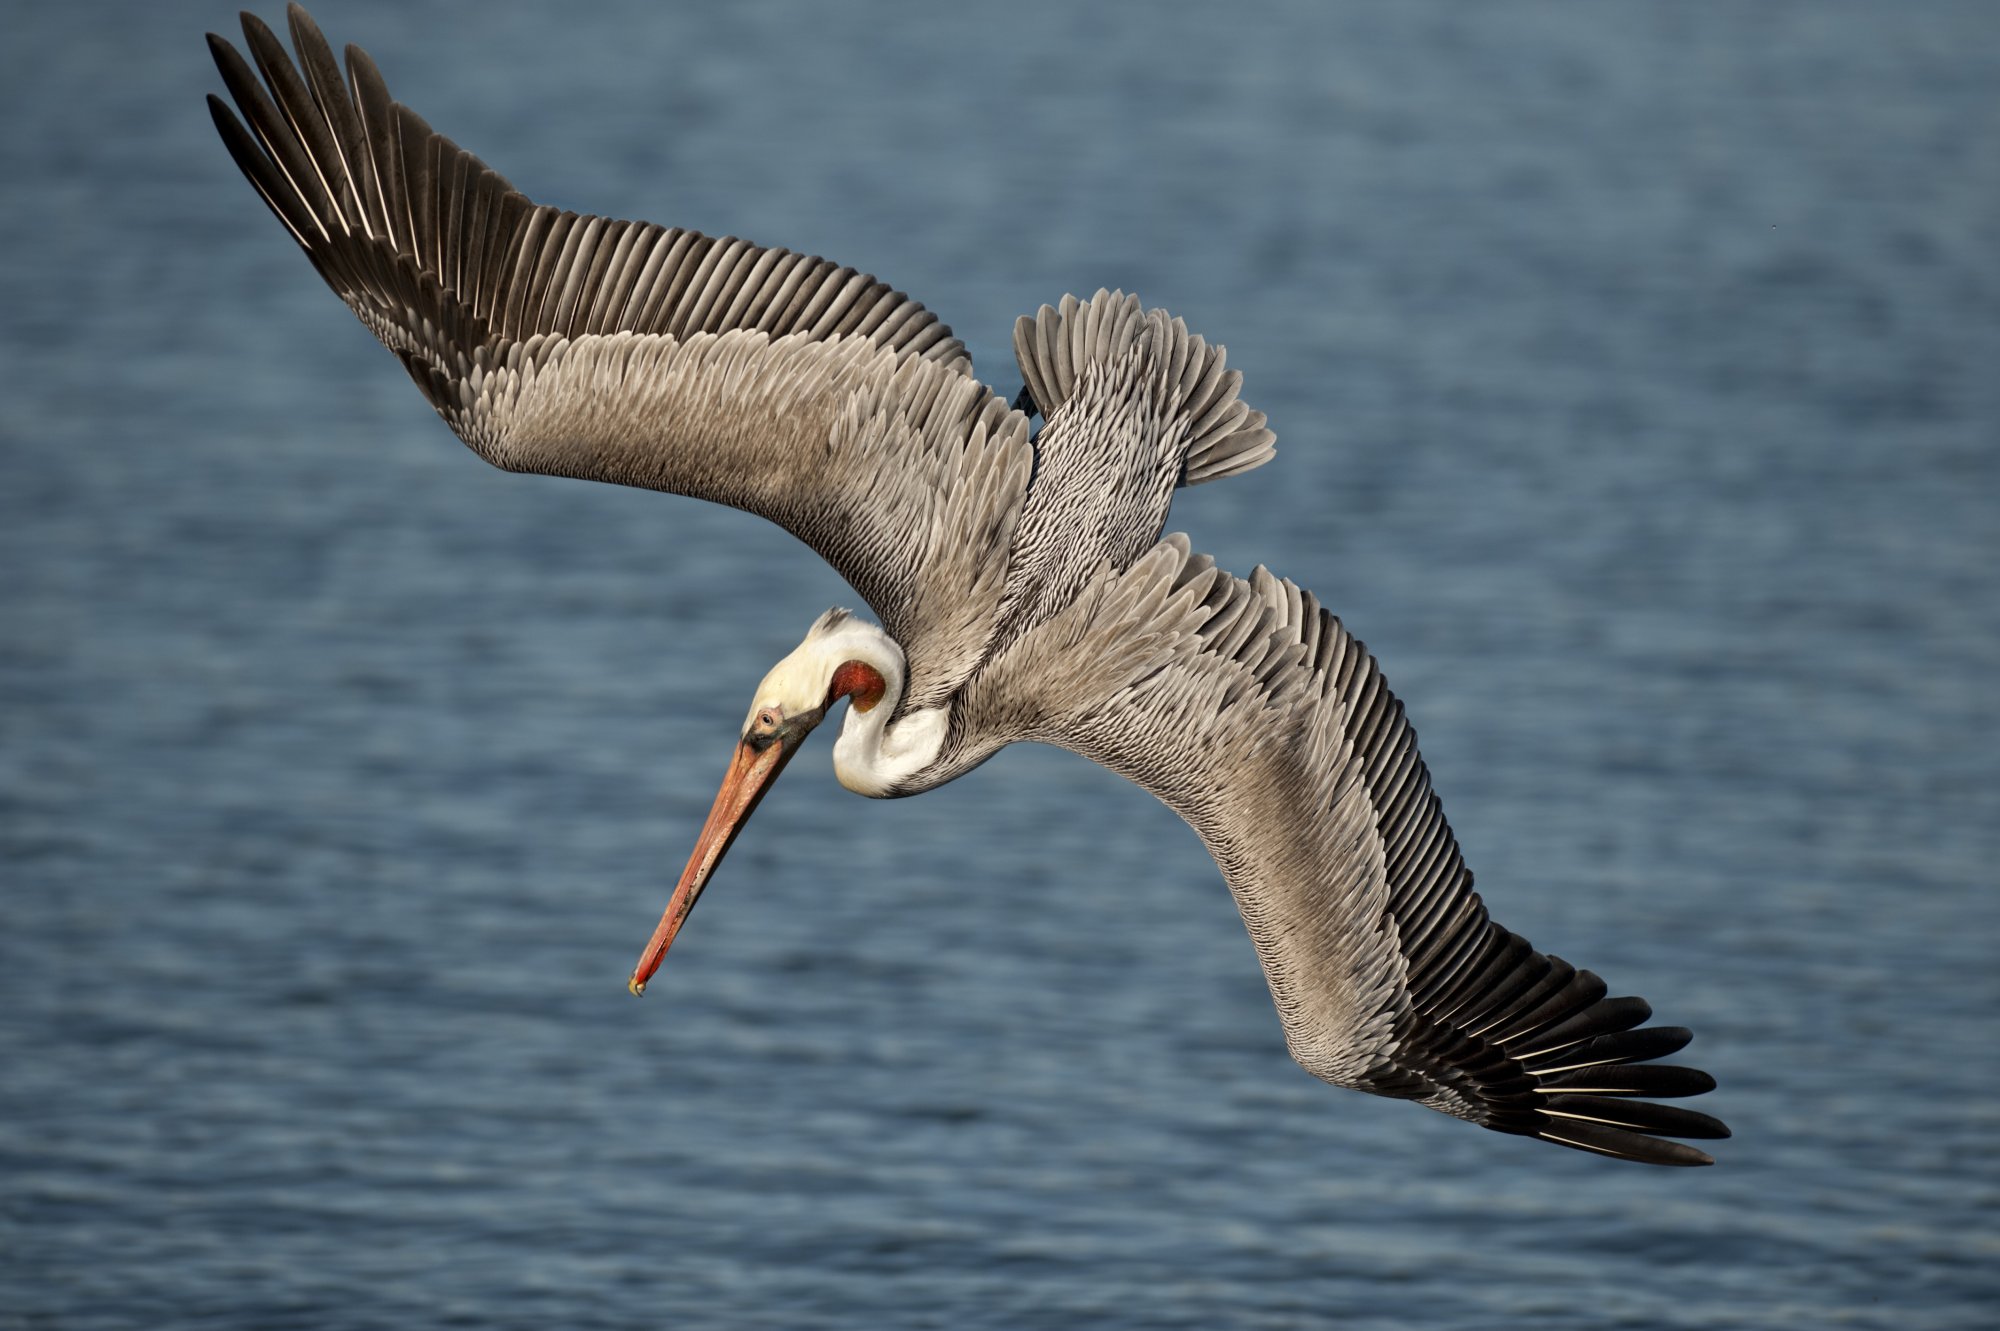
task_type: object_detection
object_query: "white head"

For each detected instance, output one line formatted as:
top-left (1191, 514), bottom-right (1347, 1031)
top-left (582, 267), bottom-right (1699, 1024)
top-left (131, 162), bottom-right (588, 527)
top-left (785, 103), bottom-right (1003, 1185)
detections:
top-left (628, 609), bottom-right (906, 995)
top-left (739, 608), bottom-right (902, 736)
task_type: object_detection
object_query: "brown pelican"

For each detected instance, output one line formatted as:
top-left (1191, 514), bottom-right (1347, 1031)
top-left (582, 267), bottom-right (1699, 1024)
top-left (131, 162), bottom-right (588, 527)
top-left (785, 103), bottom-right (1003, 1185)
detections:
top-left (207, 5), bottom-right (1729, 1166)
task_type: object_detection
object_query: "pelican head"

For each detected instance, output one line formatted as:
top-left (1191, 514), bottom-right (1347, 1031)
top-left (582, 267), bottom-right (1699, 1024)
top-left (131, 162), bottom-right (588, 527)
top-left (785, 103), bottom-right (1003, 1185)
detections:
top-left (628, 610), bottom-right (897, 995)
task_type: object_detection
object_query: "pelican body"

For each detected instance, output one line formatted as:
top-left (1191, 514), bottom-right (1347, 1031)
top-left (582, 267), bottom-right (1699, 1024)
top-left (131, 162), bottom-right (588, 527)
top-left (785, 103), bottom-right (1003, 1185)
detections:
top-left (209, 5), bottom-right (1730, 1166)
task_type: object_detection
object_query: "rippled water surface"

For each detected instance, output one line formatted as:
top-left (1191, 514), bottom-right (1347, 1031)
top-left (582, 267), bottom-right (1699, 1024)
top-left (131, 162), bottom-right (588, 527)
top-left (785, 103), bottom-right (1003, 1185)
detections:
top-left (4, 3), bottom-right (1997, 1327)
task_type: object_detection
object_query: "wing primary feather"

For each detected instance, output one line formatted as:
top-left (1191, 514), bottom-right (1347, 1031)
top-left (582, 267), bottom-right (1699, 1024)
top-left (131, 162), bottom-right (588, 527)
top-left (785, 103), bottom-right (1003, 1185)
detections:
top-left (1539, 1095), bottom-right (1731, 1140)
top-left (240, 13), bottom-right (345, 234)
top-left (1510, 994), bottom-right (1653, 1059)
top-left (344, 43), bottom-right (405, 254)
top-left (206, 92), bottom-right (315, 252)
top-left (1487, 967), bottom-right (1610, 1046)
top-left (209, 34), bottom-right (331, 243)
top-left (285, 4), bottom-right (374, 234)
top-left (1534, 1121), bottom-right (1717, 1167)
top-left (397, 105), bottom-right (438, 274)
top-left (1536, 1064), bottom-right (1716, 1098)
top-left (1523, 1025), bottom-right (1694, 1074)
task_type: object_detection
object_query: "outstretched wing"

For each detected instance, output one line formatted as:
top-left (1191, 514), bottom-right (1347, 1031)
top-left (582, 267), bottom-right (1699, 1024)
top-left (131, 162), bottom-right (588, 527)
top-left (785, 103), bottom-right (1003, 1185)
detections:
top-left (964, 537), bottom-right (1729, 1165)
top-left (207, 5), bottom-right (1032, 705)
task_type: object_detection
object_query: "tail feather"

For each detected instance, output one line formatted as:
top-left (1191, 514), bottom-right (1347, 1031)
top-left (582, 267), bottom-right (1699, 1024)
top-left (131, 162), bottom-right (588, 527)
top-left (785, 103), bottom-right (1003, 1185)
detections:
top-left (1012, 290), bottom-right (1276, 487)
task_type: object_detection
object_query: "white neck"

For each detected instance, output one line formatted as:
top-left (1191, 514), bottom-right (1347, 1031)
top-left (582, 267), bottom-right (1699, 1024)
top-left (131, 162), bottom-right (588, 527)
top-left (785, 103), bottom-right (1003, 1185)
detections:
top-left (832, 697), bottom-right (949, 798)
top-left (823, 628), bottom-right (948, 798)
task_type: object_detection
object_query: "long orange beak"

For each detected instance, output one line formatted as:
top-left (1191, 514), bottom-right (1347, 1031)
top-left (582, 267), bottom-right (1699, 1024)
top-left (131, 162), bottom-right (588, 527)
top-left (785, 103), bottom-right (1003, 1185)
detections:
top-left (628, 730), bottom-right (807, 995)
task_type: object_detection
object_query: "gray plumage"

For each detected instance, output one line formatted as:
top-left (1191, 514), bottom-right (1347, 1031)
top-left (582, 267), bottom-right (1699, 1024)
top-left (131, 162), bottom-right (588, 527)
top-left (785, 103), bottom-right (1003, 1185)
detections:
top-left (210, 5), bottom-right (1728, 1167)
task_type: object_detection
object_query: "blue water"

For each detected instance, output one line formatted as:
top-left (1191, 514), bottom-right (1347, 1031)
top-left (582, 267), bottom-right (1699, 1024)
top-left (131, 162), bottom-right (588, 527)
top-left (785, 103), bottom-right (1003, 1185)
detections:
top-left (4, 2), bottom-right (1996, 1327)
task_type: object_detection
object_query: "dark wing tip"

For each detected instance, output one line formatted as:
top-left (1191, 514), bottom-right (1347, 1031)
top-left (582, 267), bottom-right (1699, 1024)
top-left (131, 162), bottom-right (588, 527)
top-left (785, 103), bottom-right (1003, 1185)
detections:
top-left (1521, 1017), bottom-right (1728, 1164)
top-left (238, 7), bottom-right (279, 46)
top-left (1535, 1119), bottom-right (1720, 1167)
top-left (1404, 931), bottom-right (1729, 1166)
top-left (1536, 1063), bottom-right (1717, 1099)
top-left (1516, 1014), bottom-right (1728, 1165)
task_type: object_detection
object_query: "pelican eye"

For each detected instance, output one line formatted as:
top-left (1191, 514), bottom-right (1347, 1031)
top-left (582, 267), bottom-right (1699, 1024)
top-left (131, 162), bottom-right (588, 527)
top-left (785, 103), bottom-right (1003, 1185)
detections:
top-left (756, 708), bottom-right (781, 730)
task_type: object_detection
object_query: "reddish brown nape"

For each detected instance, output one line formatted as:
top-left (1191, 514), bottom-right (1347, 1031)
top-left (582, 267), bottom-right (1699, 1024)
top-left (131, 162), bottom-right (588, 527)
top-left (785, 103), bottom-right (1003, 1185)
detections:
top-left (827, 659), bottom-right (887, 713)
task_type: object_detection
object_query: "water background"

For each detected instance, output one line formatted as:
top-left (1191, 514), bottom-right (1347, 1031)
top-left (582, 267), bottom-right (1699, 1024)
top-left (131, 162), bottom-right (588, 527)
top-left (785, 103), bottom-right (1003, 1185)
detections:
top-left (4, 2), bottom-right (1996, 1327)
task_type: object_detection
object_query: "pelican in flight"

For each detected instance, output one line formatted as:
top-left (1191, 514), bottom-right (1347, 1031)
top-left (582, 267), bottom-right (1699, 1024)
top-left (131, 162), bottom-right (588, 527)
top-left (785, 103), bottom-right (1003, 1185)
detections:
top-left (208, 5), bottom-right (1729, 1166)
